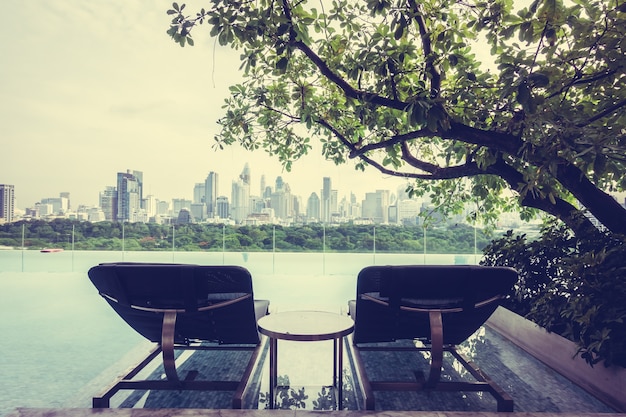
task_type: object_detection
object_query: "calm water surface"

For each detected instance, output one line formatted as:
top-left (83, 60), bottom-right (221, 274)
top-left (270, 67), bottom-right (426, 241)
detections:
top-left (0, 250), bottom-right (475, 416)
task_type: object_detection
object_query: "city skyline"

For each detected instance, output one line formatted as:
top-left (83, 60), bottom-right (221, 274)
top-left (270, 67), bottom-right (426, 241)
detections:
top-left (11, 164), bottom-right (411, 217)
top-left (1, 1), bottom-right (407, 212)
top-left (7, 161), bottom-right (410, 213)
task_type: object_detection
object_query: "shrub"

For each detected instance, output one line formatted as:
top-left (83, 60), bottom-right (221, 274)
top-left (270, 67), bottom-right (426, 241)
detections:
top-left (482, 221), bottom-right (626, 368)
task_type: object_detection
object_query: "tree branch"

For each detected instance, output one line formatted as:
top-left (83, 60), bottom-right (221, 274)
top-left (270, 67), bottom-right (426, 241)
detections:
top-left (486, 158), bottom-right (601, 236)
top-left (576, 98), bottom-right (626, 128)
top-left (279, 0), bottom-right (408, 111)
top-left (407, 0), bottom-right (441, 98)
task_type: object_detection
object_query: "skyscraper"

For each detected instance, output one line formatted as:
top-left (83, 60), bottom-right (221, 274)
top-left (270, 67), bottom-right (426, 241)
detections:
top-left (322, 177), bottom-right (332, 223)
top-left (99, 186), bottom-right (117, 221)
top-left (306, 192), bottom-right (320, 222)
top-left (362, 190), bottom-right (390, 223)
top-left (116, 170), bottom-right (142, 222)
top-left (0, 184), bottom-right (15, 223)
top-left (204, 172), bottom-right (219, 217)
top-left (231, 164), bottom-right (251, 223)
top-left (193, 183), bottom-right (204, 205)
top-left (240, 163), bottom-right (251, 186)
top-left (59, 192), bottom-right (71, 210)
top-left (216, 196), bottom-right (229, 219)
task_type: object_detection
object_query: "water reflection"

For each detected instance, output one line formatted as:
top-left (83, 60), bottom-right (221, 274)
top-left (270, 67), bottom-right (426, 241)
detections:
top-left (258, 373), bottom-right (355, 410)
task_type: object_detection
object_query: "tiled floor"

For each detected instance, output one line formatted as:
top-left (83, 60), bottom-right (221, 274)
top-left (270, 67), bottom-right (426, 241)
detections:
top-left (64, 325), bottom-right (618, 414)
top-left (5, 313), bottom-right (623, 417)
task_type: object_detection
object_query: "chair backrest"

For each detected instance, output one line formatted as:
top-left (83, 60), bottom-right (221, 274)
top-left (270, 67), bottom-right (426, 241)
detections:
top-left (352, 265), bottom-right (517, 345)
top-left (88, 262), bottom-right (261, 345)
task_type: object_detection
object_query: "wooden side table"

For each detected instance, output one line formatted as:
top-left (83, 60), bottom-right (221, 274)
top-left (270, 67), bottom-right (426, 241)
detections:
top-left (257, 310), bottom-right (354, 409)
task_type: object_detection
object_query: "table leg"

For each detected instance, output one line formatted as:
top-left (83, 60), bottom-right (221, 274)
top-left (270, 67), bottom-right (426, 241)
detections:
top-left (337, 336), bottom-right (344, 409)
top-left (333, 338), bottom-right (338, 386)
top-left (269, 337), bottom-right (277, 409)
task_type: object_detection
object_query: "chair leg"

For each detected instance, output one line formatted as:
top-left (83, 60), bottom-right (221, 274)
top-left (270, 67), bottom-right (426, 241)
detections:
top-left (232, 335), bottom-right (268, 409)
top-left (426, 311), bottom-right (444, 387)
top-left (92, 396), bottom-right (110, 408)
top-left (161, 310), bottom-right (181, 384)
top-left (347, 334), bottom-right (376, 410)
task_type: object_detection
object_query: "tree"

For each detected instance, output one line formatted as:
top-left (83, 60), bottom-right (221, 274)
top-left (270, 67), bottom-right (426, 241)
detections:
top-left (167, 0), bottom-right (626, 236)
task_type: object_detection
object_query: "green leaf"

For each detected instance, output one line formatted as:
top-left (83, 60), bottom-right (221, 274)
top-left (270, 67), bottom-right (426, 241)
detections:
top-left (394, 24), bottom-right (404, 40)
top-left (517, 81), bottom-right (531, 106)
top-left (276, 56), bottom-right (289, 73)
top-left (528, 72), bottom-right (550, 88)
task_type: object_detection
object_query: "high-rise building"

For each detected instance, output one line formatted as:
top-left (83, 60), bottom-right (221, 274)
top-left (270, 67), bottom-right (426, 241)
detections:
top-left (398, 198), bottom-right (421, 224)
top-left (322, 177), bottom-right (332, 223)
top-left (231, 164), bottom-right (251, 223)
top-left (275, 176), bottom-right (284, 192)
top-left (231, 180), bottom-right (250, 223)
top-left (59, 192), bottom-right (71, 210)
top-left (0, 184), bottom-right (15, 223)
top-left (116, 170), bottom-right (143, 222)
top-left (41, 196), bottom-right (69, 214)
top-left (190, 203), bottom-right (205, 221)
top-left (331, 190), bottom-right (338, 218)
top-left (99, 186), bottom-right (117, 221)
top-left (216, 196), bottom-right (229, 219)
top-left (176, 208), bottom-right (193, 224)
top-left (157, 200), bottom-right (170, 216)
top-left (362, 190), bottom-right (390, 223)
top-left (204, 172), bottom-right (218, 217)
top-left (260, 175), bottom-right (266, 197)
top-left (143, 194), bottom-right (157, 218)
top-left (240, 163), bottom-right (251, 185)
top-left (306, 192), bottom-right (320, 221)
top-left (193, 183), bottom-right (204, 204)
top-left (270, 189), bottom-right (288, 220)
top-left (172, 198), bottom-right (192, 216)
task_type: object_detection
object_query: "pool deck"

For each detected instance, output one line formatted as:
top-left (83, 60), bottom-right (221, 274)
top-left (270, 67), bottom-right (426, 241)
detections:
top-left (5, 410), bottom-right (626, 417)
top-left (5, 309), bottom-right (626, 417)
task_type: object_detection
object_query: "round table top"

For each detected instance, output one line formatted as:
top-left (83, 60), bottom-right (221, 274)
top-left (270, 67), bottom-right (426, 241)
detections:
top-left (257, 310), bottom-right (354, 341)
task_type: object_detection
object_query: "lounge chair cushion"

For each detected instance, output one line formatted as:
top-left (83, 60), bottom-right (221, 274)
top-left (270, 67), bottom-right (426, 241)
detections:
top-left (351, 265), bottom-right (517, 345)
top-left (88, 263), bottom-right (264, 345)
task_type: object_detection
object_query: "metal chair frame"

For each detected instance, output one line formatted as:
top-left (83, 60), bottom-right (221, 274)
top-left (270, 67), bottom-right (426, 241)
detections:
top-left (92, 295), bottom-right (267, 408)
top-left (348, 265), bottom-right (516, 412)
top-left (89, 263), bottom-right (267, 409)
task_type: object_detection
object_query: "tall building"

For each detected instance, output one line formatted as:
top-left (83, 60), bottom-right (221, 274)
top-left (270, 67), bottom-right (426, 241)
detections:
top-left (240, 163), bottom-right (251, 186)
top-left (41, 196), bottom-right (69, 214)
top-left (216, 196), bottom-right (229, 219)
top-left (176, 208), bottom-right (193, 224)
top-left (322, 177), bottom-right (332, 223)
top-left (116, 170), bottom-right (143, 222)
top-left (59, 192), bottom-right (71, 210)
top-left (204, 172), bottom-right (218, 217)
top-left (143, 194), bottom-right (157, 219)
top-left (231, 180), bottom-right (250, 223)
top-left (362, 190), bottom-right (390, 223)
top-left (306, 192), bottom-right (320, 221)
top-left (0, 184), bottom-right (15, 223)
top-left (331, 190), bottom-right (338, 218)
top-left (193, 183), bottom-right (204, 204)
top-left (190, 203), bottom-right (205, 221)
top-left (172, 198), bottom-right (192, 216)
top-left (231, 164), bottom-right (251, 223)
top-left (99, 186), bottom-right (117, 221)
top-left (270, 189), bottom-right (288, 220)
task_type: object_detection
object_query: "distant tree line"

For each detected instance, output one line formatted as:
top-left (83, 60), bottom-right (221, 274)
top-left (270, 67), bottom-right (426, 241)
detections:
top-left (0, 219), bottom-right (495, 253)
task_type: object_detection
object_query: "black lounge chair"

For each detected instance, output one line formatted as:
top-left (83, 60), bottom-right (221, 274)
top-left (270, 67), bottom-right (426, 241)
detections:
top-left (347, 265), bottom-right (517, 411)
top-left (88, 262), bottom-right (269, 408)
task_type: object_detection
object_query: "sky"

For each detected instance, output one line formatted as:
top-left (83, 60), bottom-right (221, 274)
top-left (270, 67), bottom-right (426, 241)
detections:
top-left (0, 1), bottom-right (409, 211)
